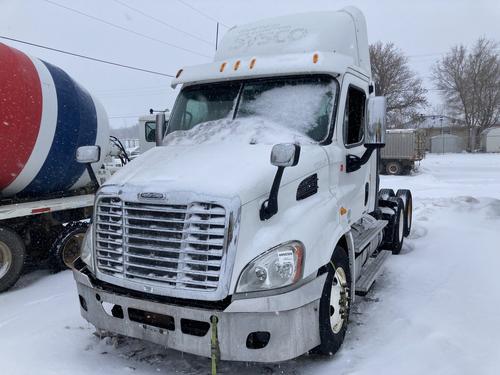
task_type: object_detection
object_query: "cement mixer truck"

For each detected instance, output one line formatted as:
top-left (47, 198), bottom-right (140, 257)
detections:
top-left (73, 8), bottom-right (414, 363)
top-left (0, 43), bottom-right (126, 292)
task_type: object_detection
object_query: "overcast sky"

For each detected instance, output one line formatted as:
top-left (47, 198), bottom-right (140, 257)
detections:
top-left (1, 0), bottom-right (499, 129)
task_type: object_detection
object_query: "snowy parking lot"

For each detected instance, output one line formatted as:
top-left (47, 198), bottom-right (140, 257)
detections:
top-left (1, 153), bottom-right (500, 375)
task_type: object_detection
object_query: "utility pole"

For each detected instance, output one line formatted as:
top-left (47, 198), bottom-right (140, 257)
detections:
top-left (215, 22), bottom-right (219, 51)
top-left (440, 116), bottom-right (444, 154)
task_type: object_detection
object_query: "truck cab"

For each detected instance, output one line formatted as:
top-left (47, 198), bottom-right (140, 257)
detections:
top-left (74, 7), bottom-right (412, 363)
top-left (137, 111), bottom-right (170, 154)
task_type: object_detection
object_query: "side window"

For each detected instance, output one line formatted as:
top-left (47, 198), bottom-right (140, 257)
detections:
top-left (344, 86), bottom-right (366, 146)
top-left (145, 122), bottom-right (156, 142)
top-left (144, 121), bottom-right (168, 142)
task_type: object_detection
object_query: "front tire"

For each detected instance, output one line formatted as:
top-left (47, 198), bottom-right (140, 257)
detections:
top-left (317, 245), bottom-right (351, 355)
top-left (0, 226), bottom-right (26, 293)
top-left (50, 222), bottom-right (89, 271)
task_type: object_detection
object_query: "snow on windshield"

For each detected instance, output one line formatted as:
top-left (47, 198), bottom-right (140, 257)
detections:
top-left (163, 117), bottom-right (314, 146)
top-left (164, 81), bottom-right (336, 146)
top-left (237, 83), bottom-right (336, 137)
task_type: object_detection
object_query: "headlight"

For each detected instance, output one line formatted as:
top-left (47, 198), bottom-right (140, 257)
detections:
top-left (81, 226), bottom-right (95, 273)
top-left (236, 241), bottom-right (304, 293)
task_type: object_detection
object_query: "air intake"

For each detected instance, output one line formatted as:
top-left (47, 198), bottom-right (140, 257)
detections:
top-left (296, 174), bottom-right (318, 201)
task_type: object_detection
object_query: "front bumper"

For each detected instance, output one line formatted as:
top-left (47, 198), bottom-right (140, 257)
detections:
top-left (74, 269), bottom-right (326, 362)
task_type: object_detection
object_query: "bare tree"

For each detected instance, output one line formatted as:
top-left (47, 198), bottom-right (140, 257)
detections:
top-left (432, 38), bottom-right (500, 151)
top-left (369, 42), bottom-right (427, 127)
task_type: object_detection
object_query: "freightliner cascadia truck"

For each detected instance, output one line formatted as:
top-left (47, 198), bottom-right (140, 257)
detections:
top-left (0, 43), bottom-right (129, 292)
top-left (73, 8), bottom-right (413, 363)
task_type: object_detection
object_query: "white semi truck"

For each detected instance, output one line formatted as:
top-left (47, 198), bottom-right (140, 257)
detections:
top-left (73, 8), bottom-right (413, 363)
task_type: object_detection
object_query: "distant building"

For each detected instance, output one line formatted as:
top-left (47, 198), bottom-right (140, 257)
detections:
top-left (403, 115), bottom-right (467, 151)
top-left (481, 127), bottom-right (500, 153)
top-left (430, 134), bottom-right (465, 153)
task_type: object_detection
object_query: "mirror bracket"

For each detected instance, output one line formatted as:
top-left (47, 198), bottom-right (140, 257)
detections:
top-left (85, 164), bottom-right (100, 188)
top-left (260, 143), bottom-right (301, 221)
top-left (346, 144), bottom-right (383, 173)
top-left (260, 166), bottom-right (285, 220)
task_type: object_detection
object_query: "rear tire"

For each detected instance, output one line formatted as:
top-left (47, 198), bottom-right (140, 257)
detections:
top-left (316, 245), bottom-right (351, 355)
top-left (396, 189), bottom-right (413, 237)
top-left (386, 197), bottom-right (405, 254)
top-left (0, 226), bottom-right (26, 293)
top-left (385, 161), bottom-right (402, 175)
top-left (50, 222), bottom-right (89, 272)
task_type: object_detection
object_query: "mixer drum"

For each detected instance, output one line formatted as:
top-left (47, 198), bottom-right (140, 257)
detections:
top-left (0, 43), bottom-right (109, 198)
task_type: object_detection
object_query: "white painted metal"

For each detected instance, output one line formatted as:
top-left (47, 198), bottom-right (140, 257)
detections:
top-left (0, 194), bottom-right (94, 221)
top-left (172, 7), bottom-right (369, 88)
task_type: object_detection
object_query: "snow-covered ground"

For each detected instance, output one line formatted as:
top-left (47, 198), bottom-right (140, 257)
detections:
top-left (1, 153), bottom-right (500, 375)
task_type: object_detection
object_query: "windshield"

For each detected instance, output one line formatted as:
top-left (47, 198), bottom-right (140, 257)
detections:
top-left (167, 75), bottom-right (337, 142)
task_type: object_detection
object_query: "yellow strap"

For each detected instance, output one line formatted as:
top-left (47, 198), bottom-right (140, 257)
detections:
top-left (210, 316), bottom-right (219, 375)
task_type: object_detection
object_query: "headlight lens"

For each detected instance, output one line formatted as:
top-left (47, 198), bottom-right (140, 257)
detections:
top-left (80, 226), bottom-right (95, 273)
top-left (236, 241), bottom-right (304, 293)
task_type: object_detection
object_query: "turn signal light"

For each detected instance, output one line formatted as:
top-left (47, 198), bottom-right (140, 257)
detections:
top-left (313, 53), bottom-right (319, 64)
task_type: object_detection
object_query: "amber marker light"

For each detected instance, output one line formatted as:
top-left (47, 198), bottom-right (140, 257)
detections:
top-left (313, 53), bottom-right (319, 64)
top-left (220, 62), bottom-right (227, 72)
top-left (234, 60), bottom-right (241, 70)
top-left (249, 58), bottom-right (256, 69)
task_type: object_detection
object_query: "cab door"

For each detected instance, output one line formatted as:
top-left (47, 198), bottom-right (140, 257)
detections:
top-left (337, 73), bottom-right (372, 224)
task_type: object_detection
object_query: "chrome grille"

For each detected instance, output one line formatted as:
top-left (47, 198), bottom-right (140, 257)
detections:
top-left (95, 196), bottom-right (227, 292)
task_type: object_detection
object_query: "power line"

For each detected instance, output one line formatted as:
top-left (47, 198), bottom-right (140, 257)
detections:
top-left (109, 114), bottom-right (144, 119)
top-left (175, 0), bottom-right (230, 28)
top-left (0, 35), bottom-right (174, 77)
top-left (41, 0), bottom-right (211, 58)
top-left (95, 84), bottom-right (169, 93)
top-left (111, 0), bottom-right (214, 47)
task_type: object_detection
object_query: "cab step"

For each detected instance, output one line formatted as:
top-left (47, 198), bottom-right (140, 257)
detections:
top-left (355, 250), bottom-right (391, 296)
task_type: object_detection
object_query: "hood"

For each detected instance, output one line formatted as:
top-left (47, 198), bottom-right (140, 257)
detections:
top-left (105, 142), bottom-right (328, 205)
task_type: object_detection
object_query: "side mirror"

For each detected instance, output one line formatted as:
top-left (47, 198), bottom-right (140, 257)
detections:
top-left (365, 96), bottom-right (386, 146)
top-left (76, 145), bottom-right (101, 188)
top-left (155, 113), bottom-right (166, 146)
top-left (76, 145), bottom-right (101, 164)
top-left (270, 143), bottom-right (301, 167)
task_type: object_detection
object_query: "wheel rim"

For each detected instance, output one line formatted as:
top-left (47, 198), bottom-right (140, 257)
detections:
top-left (388, 164), bottom-right (398, 174)
top-left (0, 241), bottom-right (12, 279)
top-left (407, 199), bottom-right (412, 231)
top-left (61, 232), bottom-right (85, 268)
top-left (398, 213), bottom-right (404, 241)
top-left (329, 266), bottom-right (349, 334)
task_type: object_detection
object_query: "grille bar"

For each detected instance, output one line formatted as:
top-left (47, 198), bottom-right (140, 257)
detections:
top-left (95, 196), bottom-right (227, 293)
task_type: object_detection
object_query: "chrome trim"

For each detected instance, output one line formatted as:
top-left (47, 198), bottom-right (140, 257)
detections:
top-left (92, 189), bottom-right (240, 301)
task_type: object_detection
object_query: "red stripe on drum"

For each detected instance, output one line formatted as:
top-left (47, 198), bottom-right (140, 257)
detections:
top-left (0, 43), bottom-right (43, 191)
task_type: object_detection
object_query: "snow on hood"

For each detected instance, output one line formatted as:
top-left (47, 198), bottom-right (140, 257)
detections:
top-left (106, 122), bottom-right (328, 205)
top-left (163, 117), bottom-right (315, 146)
